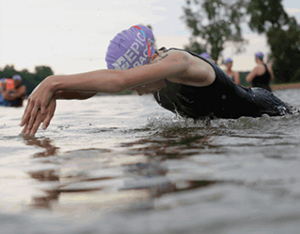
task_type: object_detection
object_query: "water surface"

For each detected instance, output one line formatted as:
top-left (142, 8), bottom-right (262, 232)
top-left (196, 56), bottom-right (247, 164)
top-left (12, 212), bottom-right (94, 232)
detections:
top-left (1, 89), bottom-right (300, 234)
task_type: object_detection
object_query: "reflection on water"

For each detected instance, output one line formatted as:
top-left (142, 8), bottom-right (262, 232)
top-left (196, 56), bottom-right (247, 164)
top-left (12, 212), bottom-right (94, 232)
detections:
top-left (22, 137), bottom-right (60, 209)
top-left (24, 136), bottom-right (60, 158)
top-left (1, 91), bottom-right (300, 233)
top-left (122, 129), bottom-right (212, 159)
top-left (23, 128), bottom-right (219, 211)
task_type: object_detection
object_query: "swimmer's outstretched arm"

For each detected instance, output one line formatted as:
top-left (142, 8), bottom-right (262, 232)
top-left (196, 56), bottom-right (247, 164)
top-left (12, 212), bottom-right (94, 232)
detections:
top-left (20, 51), bottom-right (197, 136)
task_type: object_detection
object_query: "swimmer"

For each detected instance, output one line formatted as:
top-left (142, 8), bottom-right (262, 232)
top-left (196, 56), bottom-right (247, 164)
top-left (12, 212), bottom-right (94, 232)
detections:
top-left (0, 78), bottom-right (9, 106)
top-left (20, 25), bottom-right (295, 136)
top-left (246, 52), bottom-right (275, 92)
top-left (1, 75), bottom-right (27, 107)
top-left (224, 57), bottom-right (240, 85)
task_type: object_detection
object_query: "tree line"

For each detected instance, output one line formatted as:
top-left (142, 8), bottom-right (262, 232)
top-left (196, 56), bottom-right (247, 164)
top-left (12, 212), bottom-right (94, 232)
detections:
top-left (0, 65), bottom-right (54, 96)
top-left (182, 0), bottom-right (300, 83)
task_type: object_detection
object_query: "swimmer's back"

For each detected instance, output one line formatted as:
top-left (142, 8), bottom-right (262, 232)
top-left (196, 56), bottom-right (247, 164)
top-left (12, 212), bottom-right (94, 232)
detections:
top-left (154, 48), bottom-right (296, 119)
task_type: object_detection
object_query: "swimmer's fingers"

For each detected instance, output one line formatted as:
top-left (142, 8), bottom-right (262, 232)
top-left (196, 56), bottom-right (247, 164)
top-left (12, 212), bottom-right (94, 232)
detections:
top-left (21, 112), bottom-right (43, 136)
top-left (21, 123), bottom-right (29, 135)
top-left (42, 99), bottom-right (56, 130)
top-left (20, 97), bottom-right (41, 131)
top-left (21, 117), bottom-right (40, 136)
top-left (29, 112), bottom-right (44, 136)
top-left (21, 99), bottom-right (56, 136)
top-left (27, 104), bottom-right (41, 131)
top-left (20, 100), bottom-right (38, 135)
top-left (20, 97), bottom-right (35, 127)
top-left (21, 106), bottom-right (42, 136)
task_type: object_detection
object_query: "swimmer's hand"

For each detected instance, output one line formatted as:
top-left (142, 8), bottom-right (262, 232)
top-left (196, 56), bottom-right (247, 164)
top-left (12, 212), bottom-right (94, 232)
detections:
top-left (21, 98), bottom-right (56, 136)
top-left (20, 77), bottom-right (56, 136)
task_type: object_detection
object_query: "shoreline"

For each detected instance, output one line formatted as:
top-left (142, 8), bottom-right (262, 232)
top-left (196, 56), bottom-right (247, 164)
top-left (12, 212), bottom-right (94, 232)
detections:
top-left (271, 83), bottom-right (300, 90)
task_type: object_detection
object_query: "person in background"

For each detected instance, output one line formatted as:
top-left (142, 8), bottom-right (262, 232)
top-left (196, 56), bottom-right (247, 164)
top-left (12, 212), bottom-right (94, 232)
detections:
top-left (1, 75), bottom-right (27, 107)
top-left (224, 57), bottom-right (240, 85)
top-left (0, 78), bottom-right (14, 90)
top-left (0, 78), bottom-right (15, 106)
top-left (246, 52), bottom-right (275, 92)
top-left (0, 78), bottom-right (6, 91)
top-left (0, 78), bottom-right (10, 106)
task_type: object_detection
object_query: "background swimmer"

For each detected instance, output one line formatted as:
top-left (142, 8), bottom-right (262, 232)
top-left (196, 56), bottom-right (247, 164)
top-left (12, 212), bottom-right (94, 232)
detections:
top-left (224, 57), bottom-right (240, 85)
top-left (246, 52), bottom-right (275, 92)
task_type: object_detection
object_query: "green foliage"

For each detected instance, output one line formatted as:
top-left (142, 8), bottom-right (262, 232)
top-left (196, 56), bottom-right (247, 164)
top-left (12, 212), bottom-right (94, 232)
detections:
top-left (0, 65), bottom-right (54, 95)
top-left (246, 0), bottom-right (300, 83)
top-left (247, 0), bottom-right (289, 33)
top-left (267, 19), bottom-right (300, 83)
top-left (183, 39), bottom-right (206, 56)
top-left (181, 0), bottom-right (300, 83)
top-left (238, 71), bottom-right (250, 86)
top-left (117, 89), bottom-right (133, 95)
top-left (182, 0), bottom-right (247, 61)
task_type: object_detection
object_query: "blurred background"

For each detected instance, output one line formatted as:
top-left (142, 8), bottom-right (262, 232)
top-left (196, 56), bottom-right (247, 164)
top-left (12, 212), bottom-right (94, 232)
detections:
top-left (0, 0), bottom-right (299, 93)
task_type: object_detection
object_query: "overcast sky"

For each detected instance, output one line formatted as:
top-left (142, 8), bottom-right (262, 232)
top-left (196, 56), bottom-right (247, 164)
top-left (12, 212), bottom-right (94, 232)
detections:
top-left (0, 0), bottom-right (299, 75)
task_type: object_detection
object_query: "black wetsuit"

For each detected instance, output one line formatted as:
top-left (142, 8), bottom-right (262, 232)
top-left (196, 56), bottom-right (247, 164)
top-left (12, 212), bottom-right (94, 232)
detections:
top-left (252, 64), bottom-right (272, 92)
top-left (154, 48), bottom-right (295, 120)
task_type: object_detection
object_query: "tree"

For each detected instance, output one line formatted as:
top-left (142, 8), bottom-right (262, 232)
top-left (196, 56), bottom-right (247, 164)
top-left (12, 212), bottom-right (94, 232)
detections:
top-left (246, 0), bottom-right (300, 83)
top-left (247, 0), bottom-right (289, 33)
top-left (1, 65), bottom-right (17, 78)
top-left (181, 0), bottom-right (247, 62)
top-left (35, 66), bottom-right (54, 81)
top-left (267, 18), bottom-right (300, 83)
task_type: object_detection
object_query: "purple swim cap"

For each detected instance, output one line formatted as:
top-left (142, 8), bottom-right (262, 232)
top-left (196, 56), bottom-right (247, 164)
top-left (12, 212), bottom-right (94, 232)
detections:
top-left (106, 25), bottom-right (155, 70)
top-left (12, 74), bottom-right (22, 81)
top-left (255, 52), bottom-right (264, 60)
top-left (200, 52), bottom-right (211, 59)
top-left (225, 57), bottom-right (233, 64)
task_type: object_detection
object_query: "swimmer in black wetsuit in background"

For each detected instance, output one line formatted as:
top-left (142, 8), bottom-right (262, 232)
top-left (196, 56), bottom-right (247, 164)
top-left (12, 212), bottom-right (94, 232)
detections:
top-left (20, 25), bottom-right (297, 136)
top-left (246, 52), bottom-right (275, 92)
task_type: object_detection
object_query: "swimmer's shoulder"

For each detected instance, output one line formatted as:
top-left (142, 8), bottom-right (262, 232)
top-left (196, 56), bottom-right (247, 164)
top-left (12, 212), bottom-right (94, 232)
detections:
top-left (256, 63), bottom-right (267, 75)
top-left (159, 49), bottom-right (215, 87)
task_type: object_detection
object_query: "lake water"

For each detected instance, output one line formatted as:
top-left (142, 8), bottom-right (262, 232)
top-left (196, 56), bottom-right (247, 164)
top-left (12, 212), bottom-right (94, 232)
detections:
top-left (1, 89), bottom-right (300, 234)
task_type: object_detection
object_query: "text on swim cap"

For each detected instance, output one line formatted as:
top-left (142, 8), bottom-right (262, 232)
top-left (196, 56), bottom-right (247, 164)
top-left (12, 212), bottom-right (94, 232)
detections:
top-left (112, 32), bottom-right (150, 70)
